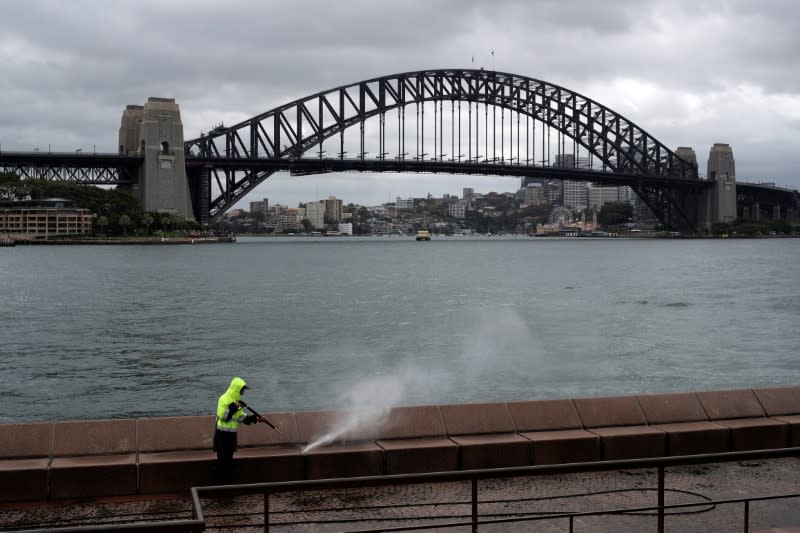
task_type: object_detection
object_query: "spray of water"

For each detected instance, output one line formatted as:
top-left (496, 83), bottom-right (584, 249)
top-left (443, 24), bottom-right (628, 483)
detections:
top-left (301, 365), bottom-right (435, 453)
top-left (301, 307), bottom-right (542, 453)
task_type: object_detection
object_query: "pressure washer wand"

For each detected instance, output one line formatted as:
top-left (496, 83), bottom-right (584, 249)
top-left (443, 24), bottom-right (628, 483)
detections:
top-left (242, 404), bottom-right (295, 446)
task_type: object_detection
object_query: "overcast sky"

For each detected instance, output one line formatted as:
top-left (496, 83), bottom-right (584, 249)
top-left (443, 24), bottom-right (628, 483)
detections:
top-left (2, 0), bottom-right (799, 207)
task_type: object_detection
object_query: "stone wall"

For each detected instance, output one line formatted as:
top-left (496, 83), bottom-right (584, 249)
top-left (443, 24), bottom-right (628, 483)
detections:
top-left (1, 386), bottom-right (798, 502)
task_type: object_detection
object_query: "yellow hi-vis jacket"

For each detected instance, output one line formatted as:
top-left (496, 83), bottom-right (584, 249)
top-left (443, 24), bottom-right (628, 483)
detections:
top-left (216, 377), bottom-right (247, 432)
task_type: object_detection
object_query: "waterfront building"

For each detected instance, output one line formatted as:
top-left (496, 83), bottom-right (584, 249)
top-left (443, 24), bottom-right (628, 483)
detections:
top-left (542, 180), bottom-right (563, 204)
top-left (249, 198), bottom-right (269, 218)
top-left (448, 200), bottom-right (468, 218)
top-left (323, 195), bottom-right (344, 222)
top-left (0, 198), bottom-right (93, 238)
top-left (303, 202), bottom-right (324, 229)
top-left (337, 222), bottom-right (353, 235)
top-left (523, 184), bottom-right (546, 206)
top-left (563, 180), bottom-right (588, 209)
top-left (589, 185), bottom-right (623, 209)
top-left (396, 197), bottom-right (414, 210)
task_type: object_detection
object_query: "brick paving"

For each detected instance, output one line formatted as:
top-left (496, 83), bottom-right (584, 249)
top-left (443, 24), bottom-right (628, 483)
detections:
top-left (2, 457), bottom-right (800, 532)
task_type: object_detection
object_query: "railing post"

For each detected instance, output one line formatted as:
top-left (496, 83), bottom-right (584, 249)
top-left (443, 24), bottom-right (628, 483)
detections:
top-left (264, 491), bottom-right (270, 533)
top-left (658, 465), bottom-right (665, 533)
top-left (471, 477), bottom-right (478, 533)
top-left (744, 500), bottom-right (749, 533)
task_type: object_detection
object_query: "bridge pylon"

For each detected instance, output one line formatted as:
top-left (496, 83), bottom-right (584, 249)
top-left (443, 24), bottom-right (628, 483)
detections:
top-left (119, 98), bottom-right (194, 220)
top-left (701, 143), bottom-right (737, 229)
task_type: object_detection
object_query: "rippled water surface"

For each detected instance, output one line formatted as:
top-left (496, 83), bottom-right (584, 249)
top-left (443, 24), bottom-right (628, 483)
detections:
top-left (1, 236), bottom-right (798, 422)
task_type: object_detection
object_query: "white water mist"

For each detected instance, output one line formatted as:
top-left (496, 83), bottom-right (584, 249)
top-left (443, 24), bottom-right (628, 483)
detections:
top-left (301, 365), bottom-right (437, 453)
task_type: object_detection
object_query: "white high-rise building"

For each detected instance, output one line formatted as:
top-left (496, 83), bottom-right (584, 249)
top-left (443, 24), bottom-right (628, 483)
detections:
top-left (563, 180), bottom-right (588, 209)
top-left (396, 197), bottom-right (414, 210)
top-left (303, 202), bottom-right (325, 229)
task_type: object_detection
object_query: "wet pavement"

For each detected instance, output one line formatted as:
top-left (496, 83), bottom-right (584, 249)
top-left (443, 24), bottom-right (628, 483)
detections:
top-left (2, 457), bottom-right (800, 532)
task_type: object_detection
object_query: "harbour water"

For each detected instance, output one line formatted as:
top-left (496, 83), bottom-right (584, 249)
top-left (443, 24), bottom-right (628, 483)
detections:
top-left (1, 236), bottom-right (798, 423)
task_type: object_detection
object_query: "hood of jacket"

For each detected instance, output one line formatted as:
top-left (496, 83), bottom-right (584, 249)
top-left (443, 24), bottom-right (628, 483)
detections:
top-left (223, 376), bottom-right (247, 402)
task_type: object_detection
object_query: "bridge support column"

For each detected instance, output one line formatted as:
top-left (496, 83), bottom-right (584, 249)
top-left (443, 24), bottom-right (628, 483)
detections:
top-left (773, 205), bottom-right (781, 219)
top-left (187, 164), bottom-right (211, 226)
top-left (700, 143), bottom-right (737, 230)
top-left (119, 98), bottom-right (194, 220)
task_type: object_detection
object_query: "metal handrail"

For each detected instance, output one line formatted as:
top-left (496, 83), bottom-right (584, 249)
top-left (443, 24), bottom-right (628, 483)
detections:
top-left (9, 447), bottom-right (800, 532)
top-left (193, 446), bottom-right (800, 533)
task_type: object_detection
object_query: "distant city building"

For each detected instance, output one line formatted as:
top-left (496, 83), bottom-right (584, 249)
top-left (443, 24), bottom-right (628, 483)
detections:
top-left (541, 181), bottom-right (562, 204)
top-left (448, 200), bottom-right (468, 218)
top-left (589, 186), bottom-right (624, 209)
top-left (462, 188), bottom-right (474, 202)
top-left (0, 198), bottom-right (93, 238)
top-left (396, 197), bottom-right (414, 210)
top-left (322, 195), bottom-right (344, 222)
top-left (249, 198), bottom-right (269, 218)
top-left (523, 184), bottom-right (546, 206)
top-left (337, 222), bottom-right (353, 235)
top-left (554, 154), bottom-right (575, 168)
top-left (563, 180), bottom-right (588, 209)
top-left (303, 202), bottom-right (324, 229)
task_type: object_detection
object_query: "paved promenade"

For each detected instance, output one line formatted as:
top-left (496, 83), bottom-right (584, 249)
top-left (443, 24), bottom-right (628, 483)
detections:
top-left (2, 457), bottom-right (799, 532)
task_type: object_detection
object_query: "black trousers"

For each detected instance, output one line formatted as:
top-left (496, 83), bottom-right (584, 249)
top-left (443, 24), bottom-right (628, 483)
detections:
top-left (213, 429), bottom-right (237, 485)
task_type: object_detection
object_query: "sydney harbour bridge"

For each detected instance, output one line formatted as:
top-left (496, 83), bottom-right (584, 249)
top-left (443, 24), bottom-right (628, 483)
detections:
top-left (1, 69), bottom-right (797, 232)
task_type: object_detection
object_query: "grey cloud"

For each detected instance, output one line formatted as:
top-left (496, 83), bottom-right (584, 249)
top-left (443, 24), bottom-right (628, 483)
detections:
top-left (1, 0), bottom-right (799, 192)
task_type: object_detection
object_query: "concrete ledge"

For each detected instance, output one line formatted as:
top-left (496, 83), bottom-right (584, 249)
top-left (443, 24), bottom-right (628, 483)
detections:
top-left (772, 415), bottom-right (800, 446)
top-left (713, 418), bottom-right (789, 451)
top-left (521, 429), bottom-right (601, 465)
top-left (636, 392), bottom-right (710, 424)
top-left (234, 447), bottom-right (305, 483)
top-left (0, 459), bottom-right (49, 502)
top-left (752, 386), bottom-right (800, 417)
top-left (377, 437), bottom-right (459, 474)
top-left (295, 409), bottom-right (378, 444)
top-left (440, 403), bottom-right (516, 435)
top-left (53, 419), bottom-right (137, 456)
top-left (696, 389), bottom-right (766, 420)
top-left (2, 386), bottom-right (799, 502)
top-left (588, 426), bottom-right (667, 460)
top-left (448, 433), bottom-right (531, 470)
top-left (0, 422), bottom-right (53, 459)
top-left (50, 454), bottom-right (137, 499)
top-left (650, 422), bottom-right (730, 456)
top-left (49, 419), bottom-right (137, 499)
top-left (138, 415), bottom-right (215, 453)
top-left (138, 450), bottom-right (216, 494)
top-left (303, 443), bottom-right (384, 479)
top-left (0, 422), bottom-right (54, 502)
top-left (574, 396), bottom-right (648, 428)
top-left (507, 399), bottom-right (584, 432)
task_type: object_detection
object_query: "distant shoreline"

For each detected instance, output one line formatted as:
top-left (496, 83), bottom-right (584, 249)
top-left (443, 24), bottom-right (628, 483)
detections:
top-left (9, 236), bottom-right (236, 245)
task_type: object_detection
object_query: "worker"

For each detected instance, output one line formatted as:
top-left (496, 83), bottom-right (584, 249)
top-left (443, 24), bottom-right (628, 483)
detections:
top-left (213, 376), bottom-right (263, 484)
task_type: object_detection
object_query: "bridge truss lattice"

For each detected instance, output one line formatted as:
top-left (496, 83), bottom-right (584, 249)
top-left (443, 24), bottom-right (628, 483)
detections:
top-left (184, 69), bottom-right (700, 228)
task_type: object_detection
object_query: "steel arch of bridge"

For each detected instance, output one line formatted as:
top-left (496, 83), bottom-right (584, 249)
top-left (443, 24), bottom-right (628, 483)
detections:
top-left (184, 69), bottom-right (699, 225)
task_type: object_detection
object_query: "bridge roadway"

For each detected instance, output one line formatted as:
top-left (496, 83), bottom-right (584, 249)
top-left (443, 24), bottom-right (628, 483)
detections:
top-left (2, 150), bottom-right (797, 231)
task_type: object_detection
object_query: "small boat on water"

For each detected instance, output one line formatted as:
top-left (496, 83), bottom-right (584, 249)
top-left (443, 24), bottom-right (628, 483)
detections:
top-left (416, 230), bottom-right (431, 241)
top-left (0, 238), bottom-right (15, 247)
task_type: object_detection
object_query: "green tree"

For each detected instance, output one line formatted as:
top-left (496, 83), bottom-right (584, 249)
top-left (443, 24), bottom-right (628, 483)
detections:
top-left (141, 213), bottom-right (154, 235)
top-left (94, 215), bottom-right (109, 235)
top-left (118, 214), bottom-right (132, 236)
top-left (598, 203), bottom-right (634, 227)
top-left (301, 218), bottom-right (313, 233)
